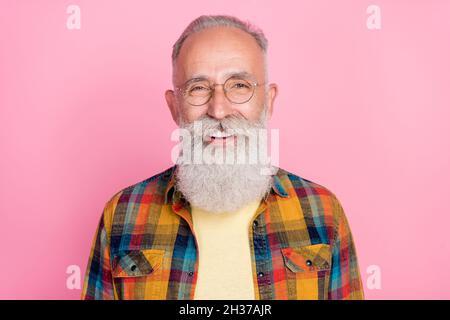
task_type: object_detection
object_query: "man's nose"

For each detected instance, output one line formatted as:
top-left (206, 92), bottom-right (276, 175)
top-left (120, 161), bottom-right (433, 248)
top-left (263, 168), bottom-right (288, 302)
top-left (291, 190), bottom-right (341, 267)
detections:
top-left (206, 85), bottom-right (233, 120)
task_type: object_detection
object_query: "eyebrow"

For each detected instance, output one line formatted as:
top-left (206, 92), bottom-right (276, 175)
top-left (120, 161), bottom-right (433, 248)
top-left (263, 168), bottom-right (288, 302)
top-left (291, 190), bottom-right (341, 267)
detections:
top-left (180, 71), bottom-right (256, 88)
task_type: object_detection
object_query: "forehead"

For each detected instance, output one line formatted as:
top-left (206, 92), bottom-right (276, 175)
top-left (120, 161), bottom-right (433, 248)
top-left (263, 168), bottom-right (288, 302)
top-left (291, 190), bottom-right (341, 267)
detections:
top-left (175, 26), bottom-right (265, 83)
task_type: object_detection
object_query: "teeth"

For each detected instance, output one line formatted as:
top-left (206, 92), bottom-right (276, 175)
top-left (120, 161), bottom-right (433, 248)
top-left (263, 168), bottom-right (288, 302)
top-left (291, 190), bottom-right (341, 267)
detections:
top-left (209, 131), bottom-right (233, 138)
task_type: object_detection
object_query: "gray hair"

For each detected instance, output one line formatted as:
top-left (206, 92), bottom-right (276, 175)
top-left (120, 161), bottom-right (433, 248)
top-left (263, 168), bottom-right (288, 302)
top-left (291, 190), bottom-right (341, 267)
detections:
top-left (171, 15), bottom-right (269, 84)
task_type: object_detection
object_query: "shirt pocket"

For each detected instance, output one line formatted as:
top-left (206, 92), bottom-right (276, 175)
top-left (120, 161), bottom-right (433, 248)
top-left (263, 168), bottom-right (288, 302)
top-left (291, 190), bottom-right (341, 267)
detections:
top-left (111, 249), bottom-right (165, 300)
top-left (281, 243), bottom-right (331, 300)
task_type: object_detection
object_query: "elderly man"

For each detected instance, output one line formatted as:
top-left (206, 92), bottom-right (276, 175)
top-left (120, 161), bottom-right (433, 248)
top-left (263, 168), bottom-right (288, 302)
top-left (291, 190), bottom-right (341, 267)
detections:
top-left (81, 15), bottom-right (364, 300)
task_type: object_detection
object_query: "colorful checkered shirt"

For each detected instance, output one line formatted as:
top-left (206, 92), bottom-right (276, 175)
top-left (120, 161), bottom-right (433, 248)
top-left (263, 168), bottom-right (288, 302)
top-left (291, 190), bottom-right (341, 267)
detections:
top-left (81, 165), bottom-right (364, 300)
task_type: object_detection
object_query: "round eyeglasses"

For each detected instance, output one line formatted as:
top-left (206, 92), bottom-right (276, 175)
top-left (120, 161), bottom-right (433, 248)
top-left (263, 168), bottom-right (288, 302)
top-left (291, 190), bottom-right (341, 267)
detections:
top-left (175, 77), bottom-right (265, 106)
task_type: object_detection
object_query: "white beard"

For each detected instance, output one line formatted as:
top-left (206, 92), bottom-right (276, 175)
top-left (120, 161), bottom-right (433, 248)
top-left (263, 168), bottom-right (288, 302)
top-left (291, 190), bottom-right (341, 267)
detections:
top-left (174, 112), bottom-right (276, 214)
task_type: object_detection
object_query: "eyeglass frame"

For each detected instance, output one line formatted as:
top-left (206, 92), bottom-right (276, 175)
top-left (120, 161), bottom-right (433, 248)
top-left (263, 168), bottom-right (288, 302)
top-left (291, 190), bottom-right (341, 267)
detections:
top-left (174, 76), bottom-right (266, 106)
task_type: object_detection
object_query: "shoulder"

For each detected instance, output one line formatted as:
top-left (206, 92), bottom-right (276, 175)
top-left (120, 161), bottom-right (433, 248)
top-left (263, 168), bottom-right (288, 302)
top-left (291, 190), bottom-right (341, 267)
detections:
top-left (276, 167), bottom-right (346, 240)
top-left (101, 166), bottom-right (176, 232)
top-left (277, 167), bottom-right (341, 203)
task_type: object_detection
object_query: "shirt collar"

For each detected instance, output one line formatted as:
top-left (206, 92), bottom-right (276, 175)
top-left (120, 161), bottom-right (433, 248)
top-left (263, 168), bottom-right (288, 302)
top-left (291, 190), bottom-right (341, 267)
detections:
top-left (163, 165), bottom-right (289, 205)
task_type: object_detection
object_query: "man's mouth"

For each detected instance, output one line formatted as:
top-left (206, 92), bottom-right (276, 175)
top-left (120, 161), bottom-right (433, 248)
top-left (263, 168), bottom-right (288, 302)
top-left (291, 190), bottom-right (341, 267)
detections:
top-left (205, 130), bottom-right (236, 146)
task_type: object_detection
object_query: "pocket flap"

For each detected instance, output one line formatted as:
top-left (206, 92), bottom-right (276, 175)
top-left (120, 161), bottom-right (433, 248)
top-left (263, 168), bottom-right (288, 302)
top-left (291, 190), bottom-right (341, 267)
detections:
top-left (112, 249), bottom-right (164, 278)
top-left (281, 243), bottom-right (331, 273)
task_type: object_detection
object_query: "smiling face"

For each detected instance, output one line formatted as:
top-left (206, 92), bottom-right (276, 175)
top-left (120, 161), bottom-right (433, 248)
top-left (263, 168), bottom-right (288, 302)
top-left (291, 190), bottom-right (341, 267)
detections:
top-left (165, 25), bottom-right (278, 214)
top-left (165, 26), bottom-right (278, 126)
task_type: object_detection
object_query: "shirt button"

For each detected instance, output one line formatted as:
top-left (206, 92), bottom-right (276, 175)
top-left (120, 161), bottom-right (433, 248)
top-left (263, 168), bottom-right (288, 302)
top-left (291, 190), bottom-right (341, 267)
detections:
top-left (188, 271), bottom-right (194, 277)
top-left (253, 220), bottom-right (259, 228)
top-left (130, 265), bottom-right (137, 271)
top-left (306, 260), bottom-right (313, 266)
top-left (258, 272), bottom-right (265, 277)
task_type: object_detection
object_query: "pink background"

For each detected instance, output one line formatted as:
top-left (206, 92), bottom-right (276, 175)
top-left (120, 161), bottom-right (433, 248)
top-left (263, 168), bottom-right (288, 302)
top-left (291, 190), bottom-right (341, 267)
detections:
top-left (1, 0), bottom-right (449, 299)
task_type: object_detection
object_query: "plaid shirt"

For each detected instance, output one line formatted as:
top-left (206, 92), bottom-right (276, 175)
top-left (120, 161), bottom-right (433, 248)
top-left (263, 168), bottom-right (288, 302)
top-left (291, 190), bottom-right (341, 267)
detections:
top-left (81, 165), bottom-right (364, 300)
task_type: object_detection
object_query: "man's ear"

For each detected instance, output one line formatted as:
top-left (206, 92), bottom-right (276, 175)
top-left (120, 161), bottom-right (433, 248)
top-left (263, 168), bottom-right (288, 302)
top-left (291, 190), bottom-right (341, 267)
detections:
top-left (265, 83), bottom-right (278, 121)
top-left (165, 89), bottom-right (180, 126)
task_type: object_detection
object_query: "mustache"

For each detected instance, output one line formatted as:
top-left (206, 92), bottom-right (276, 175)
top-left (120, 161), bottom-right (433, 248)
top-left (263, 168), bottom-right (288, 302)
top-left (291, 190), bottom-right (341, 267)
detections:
top-left (180, 113), bottom-right (266, 138)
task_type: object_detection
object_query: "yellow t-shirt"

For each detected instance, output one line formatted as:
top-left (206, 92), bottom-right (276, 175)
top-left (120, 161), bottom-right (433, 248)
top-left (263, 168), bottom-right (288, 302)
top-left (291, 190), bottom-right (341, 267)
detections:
top-left (191, 200), bottom-right (261, 300)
